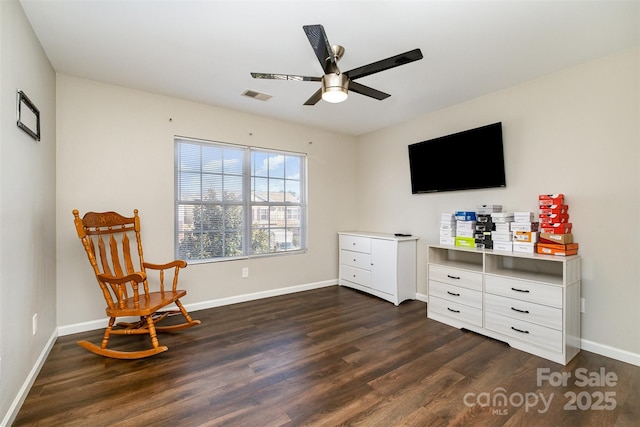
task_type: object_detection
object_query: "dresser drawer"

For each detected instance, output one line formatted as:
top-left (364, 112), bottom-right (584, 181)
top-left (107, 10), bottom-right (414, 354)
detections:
top-left (339, 235), bottom-right (371, 254)
top-left (485, 275), bottom-right (562, 308)
top-left (485, 311), bottom-right (562, 353)
top-left (428, 295), bottom-right (483, 327)
top-left (340, 264), bottom-right (371, 287)
top-left (485, 293), bottom-right (562, 330)
top-left (429, 280), bottom-right (482, 309)
top-left (429, 264), bottom-right (482, 291)
top-left (340, 249), bottom-right (372, 270)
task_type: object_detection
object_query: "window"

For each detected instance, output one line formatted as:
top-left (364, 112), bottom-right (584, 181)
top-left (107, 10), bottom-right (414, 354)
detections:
top-left (175, 137), bottom-right (306, 261)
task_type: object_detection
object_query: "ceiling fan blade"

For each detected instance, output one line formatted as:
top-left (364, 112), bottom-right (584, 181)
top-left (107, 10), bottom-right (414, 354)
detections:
top-left (303, 88), bottom-right (323, 106)
top-left (303, 24), bottom-right (335, 73)
top-left (348, 81), bottom-right (391, 100)
top-left (251, 73), bottom-right (321, 82)
top-left (345, 48), bottom-right (423, 80)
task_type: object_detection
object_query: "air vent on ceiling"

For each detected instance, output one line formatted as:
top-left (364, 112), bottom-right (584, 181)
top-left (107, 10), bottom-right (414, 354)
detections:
top-left (242, 90), bottom-right (272, 101)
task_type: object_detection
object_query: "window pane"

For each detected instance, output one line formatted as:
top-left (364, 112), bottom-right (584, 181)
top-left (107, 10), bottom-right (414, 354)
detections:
top-left (252, 152), bottom-right (270, 177)
top-left (285, 156), bottom-right (300, 180)
top-left (223, 175), bottom-right (243, 201)
top-left (179, 143), bottom-right (201, 172)
top-left (252, 177), bottom-right (268, 202)
top-left (178, 171), bottom-right (202, 201)
top-left (201, 146), bottom-right (222, 173)
top-left (268, 153), bottom-right (285, 178)
top-left (202, 174), bottom-right (222, 201)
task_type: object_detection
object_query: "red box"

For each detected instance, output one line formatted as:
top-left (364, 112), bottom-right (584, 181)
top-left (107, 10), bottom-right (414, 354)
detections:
top-left (539, 205), bottom-right (569, 215)
top-left (540, 223), bottom-right (572, 234)
top-left (539, 213), bottom-right (570, 224)
top-left (539, 194), bottom-right (564, 205)
top-left (537, 242), bottom-right (579, 256)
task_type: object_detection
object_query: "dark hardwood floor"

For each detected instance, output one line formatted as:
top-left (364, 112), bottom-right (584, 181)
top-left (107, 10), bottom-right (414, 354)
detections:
top-left (13, 286), bottom-right (640, 426)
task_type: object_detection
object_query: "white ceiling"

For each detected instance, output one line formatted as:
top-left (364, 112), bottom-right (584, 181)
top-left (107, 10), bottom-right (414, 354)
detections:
top-left (19, 0), bottom-right (639, 136)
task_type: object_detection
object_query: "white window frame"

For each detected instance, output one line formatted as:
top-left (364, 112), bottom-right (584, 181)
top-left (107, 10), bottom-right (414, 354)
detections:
top-left (175, 136), bottom-right (307, 262)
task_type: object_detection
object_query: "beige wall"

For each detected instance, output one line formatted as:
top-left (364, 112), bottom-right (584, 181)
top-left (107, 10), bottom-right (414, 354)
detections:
top-left (356, 48), bottom-right (640, 359)
top-left (55, 75), bottom-right (359, 327)
top-left (0, 0), bottom-right (57, 423)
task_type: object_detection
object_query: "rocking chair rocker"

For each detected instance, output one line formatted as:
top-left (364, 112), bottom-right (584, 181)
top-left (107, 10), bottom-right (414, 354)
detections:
top-left (72, 209), bottom-right (200, 359)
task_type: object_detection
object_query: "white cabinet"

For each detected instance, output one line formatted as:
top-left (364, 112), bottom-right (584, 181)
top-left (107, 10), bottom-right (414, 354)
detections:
top-left (339, 232), bottom-right (418, 305)
top-left (427, 244), bottom-right (581, 365)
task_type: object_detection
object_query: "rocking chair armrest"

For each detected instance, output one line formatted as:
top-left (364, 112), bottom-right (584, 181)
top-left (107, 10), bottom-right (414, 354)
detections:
top-left (97, 272), bottom-right (147, 285)
top-left (143, 260), bottom-right (188, 270)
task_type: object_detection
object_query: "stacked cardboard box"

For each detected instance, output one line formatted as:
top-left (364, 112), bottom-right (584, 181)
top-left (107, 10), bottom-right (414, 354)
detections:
top-left (454, 211), bottom-right (476, 248)
top-left (511, 212), bottom-right (539, 254)
top-left (537, 194), bottom-right (579, 256)
top-left (439, 212), bottom-right (456, 245)
top-left (475, 205), bottom-right (501, 249)
top-left (491, 212), bottom-right (514, 251)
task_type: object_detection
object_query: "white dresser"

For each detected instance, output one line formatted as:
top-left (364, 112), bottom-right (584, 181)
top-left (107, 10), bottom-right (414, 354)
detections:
top-left (427, 244), bottom-right (581, 365)
top-left (338, 232), bottom-right (418, 305)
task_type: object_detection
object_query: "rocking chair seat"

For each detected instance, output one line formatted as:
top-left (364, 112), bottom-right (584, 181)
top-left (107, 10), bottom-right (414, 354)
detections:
top-left (105, 289), bottom-right (187, 318)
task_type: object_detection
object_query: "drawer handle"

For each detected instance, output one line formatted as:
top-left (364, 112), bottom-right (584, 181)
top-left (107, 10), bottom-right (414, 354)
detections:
top-left (447, 274), bottom-right (461, 280)
top-left (511, 287), bottom-right (530, 293)
top-left (511, 307), bottom-right (530, 314)
top-left (447, 307), bottom-right (460, 313)
top-left (353, 259), bottom-right (357, 262)
top-left (447, 291), bottom-right (460, 297)
top-left (511, 326), bottom-right (530, 334)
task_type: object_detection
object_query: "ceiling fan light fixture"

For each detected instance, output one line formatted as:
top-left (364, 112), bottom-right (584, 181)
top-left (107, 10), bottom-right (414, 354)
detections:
top-left (321, 73), bottom-right (349, 103)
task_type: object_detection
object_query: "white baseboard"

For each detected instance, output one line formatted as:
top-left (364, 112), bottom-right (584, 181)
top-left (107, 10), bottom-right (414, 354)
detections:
top-left (580, 338), bottom-right (640, 367)
top-left (415, 292), bottom-right (428, 303)
top-left (58, 279), bottom-right (338, 337)
top-left (2, 330), bottom-right (57, 427)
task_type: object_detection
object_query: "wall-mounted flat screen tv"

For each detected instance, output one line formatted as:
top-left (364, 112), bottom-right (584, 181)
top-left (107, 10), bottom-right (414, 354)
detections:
top-left (408, 122), bottom-right (506, 194)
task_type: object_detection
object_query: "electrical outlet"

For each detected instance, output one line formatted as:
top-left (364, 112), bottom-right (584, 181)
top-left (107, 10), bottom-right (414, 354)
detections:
top-left (32, 313), bottom-right (38, 335)
top-left (242, 267), bottom-right (249, 278)
top-left (581, 298), bottom-right (586, 314)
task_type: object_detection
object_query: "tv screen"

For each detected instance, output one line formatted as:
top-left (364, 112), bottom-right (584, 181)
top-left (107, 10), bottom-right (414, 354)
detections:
top-left (408, 122), bottom-right (506, 194)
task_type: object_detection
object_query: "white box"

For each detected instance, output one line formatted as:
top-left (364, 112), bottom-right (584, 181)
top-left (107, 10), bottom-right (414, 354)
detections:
top-left (456, 220), bottom-right (476, 231)
top-left (440, 227), bottom-right (456, 237)
top-left (493, 241), bottom-right (513, 252)
top-left (456, 229), bottom-right (475, 238)
top-left (513, 242), bottom-right (536, 253)
top-left (441, 212), bottom-right (455, 222)
top-left (491, 231), bottom-right (513, 242)
top-left (440, 220), bottom-right (457, 230)
top-left (514, 212), bottom-right (536, 222)
top-left (440, 236), bottom-right (455, 245)
top-left (491, 212), bottom-right (514, 223)
top-left (511, 222), bottom-right (539, 232)
top-left (477, 204), bottom-right (503, 214)
top-left (494, 223), bottom-right (512, 233)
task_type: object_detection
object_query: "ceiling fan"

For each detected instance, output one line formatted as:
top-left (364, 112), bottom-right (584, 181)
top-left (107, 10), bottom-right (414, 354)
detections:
top-left (251, 24), bottom-right (423, 105)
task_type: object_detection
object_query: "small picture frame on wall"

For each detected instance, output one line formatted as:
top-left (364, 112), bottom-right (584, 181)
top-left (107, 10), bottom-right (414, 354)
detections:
top-left (16, 90), bottom-right (41, 141)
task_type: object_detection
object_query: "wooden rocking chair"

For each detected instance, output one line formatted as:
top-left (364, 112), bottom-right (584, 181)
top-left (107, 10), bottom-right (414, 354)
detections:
top-left (72, 209), bottom-right (200, 359)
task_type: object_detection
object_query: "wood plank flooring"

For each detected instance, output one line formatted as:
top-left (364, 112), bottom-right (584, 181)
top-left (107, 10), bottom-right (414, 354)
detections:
top-left (12, 286), bottom-right (640, 426)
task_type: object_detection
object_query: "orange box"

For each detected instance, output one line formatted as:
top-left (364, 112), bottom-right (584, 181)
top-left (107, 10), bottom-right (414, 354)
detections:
top-left (539, 205), bottom-right (569, 215)
top-left (537, 243), bottom-right (579, 256)
top-left (539, 213), bottom-right (570, 224)
top-left (539, 194), bottom-right (564, 205)
top-left (541, 223), bottom-right (572, 234)
top-left (514, 231), bottom-right (539, 242)
top-left (540, 233), bottom-right (573, 244)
